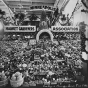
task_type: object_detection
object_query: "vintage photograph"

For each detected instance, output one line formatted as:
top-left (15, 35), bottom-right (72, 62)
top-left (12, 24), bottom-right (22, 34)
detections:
top-left (0, 0), bottom-right (88, 88)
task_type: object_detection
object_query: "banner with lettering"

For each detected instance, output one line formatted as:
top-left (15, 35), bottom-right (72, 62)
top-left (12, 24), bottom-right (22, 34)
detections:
top-left (4, 26), bottom-right (36, 32)
top-left (51, 26), bottom-right (79, 32)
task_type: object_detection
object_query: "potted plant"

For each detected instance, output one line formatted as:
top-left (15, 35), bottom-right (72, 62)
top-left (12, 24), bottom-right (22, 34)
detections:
top-left (14, 13), bottom-right (25, 25)
top-left (29, 14), bottom-right (38, 21)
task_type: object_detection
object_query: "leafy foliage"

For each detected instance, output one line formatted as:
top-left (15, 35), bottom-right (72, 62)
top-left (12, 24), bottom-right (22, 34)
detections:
top-left (79, 22), bottom-right (86, 52)
top-left (29, 14), bottom-right (38, 21)
top-left (15, 13), bottom-right (25, 21)
top-left (0, 9), bottom-right (5, 16)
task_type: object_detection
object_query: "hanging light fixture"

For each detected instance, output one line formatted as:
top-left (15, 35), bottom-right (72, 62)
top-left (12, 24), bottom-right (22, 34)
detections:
top-left (81, 0), bottom-right (88, 9)
top-left (18, 0), bottom-right (23, 9)
top-left (14, 8), bottom-right (16, 13)
top-left (24, 10), bottom-right (27, 15)
top-left (18, 0), bottom-right (23, 14)
top-left (29, 0), bottom-right (32, 7)
top-left (0, 21), bottom-right (4, 33)
top-left (0, 21), bottom-right (4, 40)
top-left (82, 52), bottom-right (88, 60)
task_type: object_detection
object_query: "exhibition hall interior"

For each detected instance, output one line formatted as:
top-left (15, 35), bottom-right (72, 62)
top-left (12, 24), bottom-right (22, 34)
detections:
top-left (0, 0), bottom-right (88, 88)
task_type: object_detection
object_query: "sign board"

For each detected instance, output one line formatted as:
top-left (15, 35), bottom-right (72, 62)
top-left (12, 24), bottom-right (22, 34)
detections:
top-left (4, 26), bottom-right (36, 32)
top-left (4, 26), bottom-right (18, 32)
top-left (30, 6), bottom-right (55, 11)
top-left (51, 26), bottom-right (79, 32)
top-left (19, 26), bottom-right (36, 32)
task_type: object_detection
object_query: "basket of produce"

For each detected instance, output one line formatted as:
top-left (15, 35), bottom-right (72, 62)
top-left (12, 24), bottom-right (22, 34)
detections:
top-left (22, 76), bottom-right (30, 87)
top-left (51, 78), bottom-right (57, 85)
top-left (0, 71), bottom-right (9, 87)
top-left (22, 82), bottom-right (29, 88)
top-left (29, 81), bottom-right (36, 86)
top-left (10, 72), bottom-right (24, 88)
top-left (43, 79), bottom-right (50, 86)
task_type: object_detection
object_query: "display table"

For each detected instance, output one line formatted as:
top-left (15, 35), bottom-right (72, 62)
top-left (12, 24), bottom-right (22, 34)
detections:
top-left (1, 81), bottom-right (88, 88)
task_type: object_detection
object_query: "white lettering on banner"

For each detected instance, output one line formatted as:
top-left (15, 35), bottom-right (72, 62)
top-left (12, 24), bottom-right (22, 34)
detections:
top-left (19, 26), bottom-right (36, 32)
top-left (30, 6), bottom-right (55, 11)
top-left (5, 26), bottom-right (18, 32)
top-left (4, 26), bottom-right (36, 32)
top-left (51, 26), bottom-right (79, 32)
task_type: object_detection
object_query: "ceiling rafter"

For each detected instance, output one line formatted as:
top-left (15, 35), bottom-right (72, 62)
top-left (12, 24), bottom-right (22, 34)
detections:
top-left (2, 0), bottom-right (68, 15)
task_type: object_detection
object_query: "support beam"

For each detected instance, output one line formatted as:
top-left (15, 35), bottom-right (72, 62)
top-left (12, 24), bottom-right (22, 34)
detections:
top-left (5, 0), bottom-right (55, 3)
top-left (9, 2), bottom-right (54, 8)
top-left (60, 0), bottom-right (70, 11)
top-left (1, 0), bottom-right (14, 21)
top-left (54, 0), bottom-right (60, 8)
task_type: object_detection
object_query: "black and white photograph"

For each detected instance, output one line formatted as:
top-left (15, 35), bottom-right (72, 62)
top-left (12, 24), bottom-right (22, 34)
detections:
top-left (0, 0), bottom-right (88, 88)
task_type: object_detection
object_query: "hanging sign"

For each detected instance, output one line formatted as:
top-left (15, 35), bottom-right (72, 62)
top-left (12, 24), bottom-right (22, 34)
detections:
top-left (30, 6), bottom-right (55, 11)
top-left (4, 26), bottom-right (36, 32)
top-left (4, 26), bottom-right (18, 32)
top-left (51, 26), bottom-right (79, 32)
top-left (82, 0), bottom-right (88, 9)
top-left (19, 26), bottom-right (36, 32)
